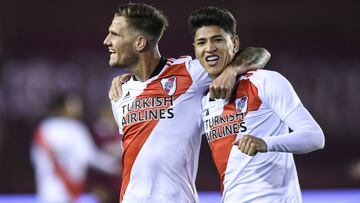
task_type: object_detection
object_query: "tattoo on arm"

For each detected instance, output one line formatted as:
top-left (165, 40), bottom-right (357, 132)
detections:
top-left (232, 47), bottom-right (270, 68)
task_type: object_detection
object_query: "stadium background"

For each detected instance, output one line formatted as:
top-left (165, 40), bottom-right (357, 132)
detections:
top-left (0, 0), bottom-right (359, 201)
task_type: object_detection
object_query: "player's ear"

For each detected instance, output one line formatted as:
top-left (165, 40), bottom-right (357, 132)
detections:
top-left (135, 36), bottom-right (147, 51)
top-left (232, 34), bottom-right (240, 54)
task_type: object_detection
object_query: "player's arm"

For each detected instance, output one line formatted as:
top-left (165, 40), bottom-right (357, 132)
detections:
top-left (210, 47), bottom-right (271, 99)
top-left (109, 73), bottom-right (132, 101)
top-left (89, 148), bottom-right (122, 175)
top-left (262, 104), bottom-right (325, 154)
top-left (262, 72), bottom-right (325, 154)
top-left (233, 105), bottom-right (325, 156)
top-left (233, 72), bottom-right (325, 156)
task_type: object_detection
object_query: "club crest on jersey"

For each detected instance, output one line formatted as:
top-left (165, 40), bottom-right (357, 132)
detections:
top-left (161, 76), bottom-right (177, 96)
top-left (235, 96), bottom-right (248, 114)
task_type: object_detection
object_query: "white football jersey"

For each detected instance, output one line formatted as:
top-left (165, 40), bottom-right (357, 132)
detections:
top-left (31, 117), bottom-right (95, 203)
top-left (111, 56), bottom-right (210, 203)
top-left (202, 70), bottom-right (302, 203)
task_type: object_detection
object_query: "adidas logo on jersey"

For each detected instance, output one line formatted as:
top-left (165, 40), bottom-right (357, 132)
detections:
top-left (124, 91), bottom-right (131, 99)
top-left (205, 109), bottom-right (209, 116)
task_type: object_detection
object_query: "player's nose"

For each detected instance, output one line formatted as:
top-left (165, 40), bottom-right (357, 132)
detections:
top-left (103, 34), bottom-right (111, 46)
top-left (205, 42), bottom-right (217, 53)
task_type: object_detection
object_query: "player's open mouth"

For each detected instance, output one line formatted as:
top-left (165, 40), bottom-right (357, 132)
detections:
top-left (109, 49), bottom-right (116, 53)
top-left (206, 55), bottom-right (219, 66)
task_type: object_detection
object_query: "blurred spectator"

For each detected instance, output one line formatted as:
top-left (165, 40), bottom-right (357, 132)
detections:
top-left (348, 160), bottom-right (360, 181)
top-left (30, 93), bottom-right (120, 203)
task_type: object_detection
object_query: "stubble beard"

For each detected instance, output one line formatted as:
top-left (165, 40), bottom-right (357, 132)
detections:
top-left (111, 54), bottom-right (139, 70)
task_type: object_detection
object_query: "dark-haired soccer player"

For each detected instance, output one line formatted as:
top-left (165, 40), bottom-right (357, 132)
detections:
top-left (189, 6), bottom-right (325, 202)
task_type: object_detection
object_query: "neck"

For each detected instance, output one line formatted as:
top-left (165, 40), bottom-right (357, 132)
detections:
top-left (210, 74), bottom-right (218, 81)
top-left (132, 46), bottom-right (161, 82)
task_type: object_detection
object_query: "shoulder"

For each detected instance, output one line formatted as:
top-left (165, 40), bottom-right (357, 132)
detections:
top-left (40, 117), bottom-right (61, 129)
top-left (241, 69), bottom-right (288, 85)
top-left (122, 76), bottom-right (144, 90)
top-left (164, 56), bottom-right (205, 79)
top-left (166, 56), bottom-right (205, 72)
top-left (241, 69), bottom-right (282, 79)
top-left (166, 55), bottom-right (193, 66)
top-left (44, 117), bottom-right (87, 131)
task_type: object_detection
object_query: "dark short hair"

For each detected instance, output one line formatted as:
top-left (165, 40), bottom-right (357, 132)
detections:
top-left (48, 93), bottom-right (68, 112)
top-left (116, 3), bottom-right (168, 45)
top-left (188, 6), bottom-right (236, 37)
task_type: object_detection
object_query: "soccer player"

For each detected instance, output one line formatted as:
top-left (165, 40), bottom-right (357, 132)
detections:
top-left (31, 93), bottom-right (119, 203)
top-left (103, 3), bottom-right (269, 203)
top-left (189, 7), bottom-right (325, 202)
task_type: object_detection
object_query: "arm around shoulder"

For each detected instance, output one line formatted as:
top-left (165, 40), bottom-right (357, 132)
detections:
top-left (209, 47), bottom-right (271, 99)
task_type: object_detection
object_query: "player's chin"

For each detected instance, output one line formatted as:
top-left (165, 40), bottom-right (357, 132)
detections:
top-left (108, 55), bottom-right (118, 65)
top-left (208, 66), bottom-right (223, 75)
top-left (109, 59), bottom-right (118, 67)
top-left (109, 61), bottom-right (115, 67)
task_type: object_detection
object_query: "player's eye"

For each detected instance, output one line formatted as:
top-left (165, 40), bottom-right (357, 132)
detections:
top-left (110, 31), bottom-right (120, 37)
top-left (196, 41), bottom-right (205, 46)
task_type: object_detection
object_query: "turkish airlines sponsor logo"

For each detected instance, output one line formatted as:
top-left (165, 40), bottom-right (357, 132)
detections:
top-left (121, 97), bottom-right (174, 126)
top-left (204, 113), bottom-right (247, 142)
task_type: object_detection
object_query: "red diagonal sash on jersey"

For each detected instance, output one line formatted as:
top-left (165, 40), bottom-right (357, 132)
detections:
top-left (34, 128), bottom-right (83, 203)
top-left (208, 79), bottom-right (261, 194)
top-left (119, 63), bottom-right (193, 202)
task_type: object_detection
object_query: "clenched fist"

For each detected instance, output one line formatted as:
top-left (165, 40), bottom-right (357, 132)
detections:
top-left (233, 135), bottom-right (268, 156)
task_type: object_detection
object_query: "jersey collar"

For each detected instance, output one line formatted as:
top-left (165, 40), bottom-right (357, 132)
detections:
top-left (132, 57), bottom-right (167, 81)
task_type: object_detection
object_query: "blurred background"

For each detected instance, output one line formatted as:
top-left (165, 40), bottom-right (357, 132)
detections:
top-left (1, 0), bottom-right (360, 202)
